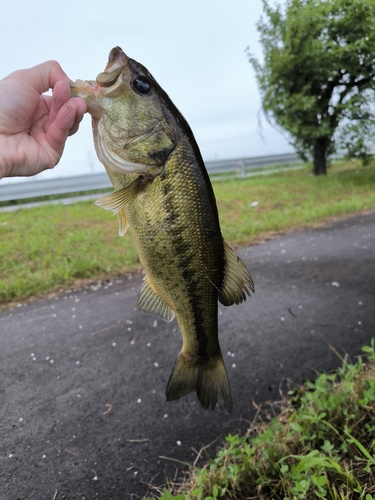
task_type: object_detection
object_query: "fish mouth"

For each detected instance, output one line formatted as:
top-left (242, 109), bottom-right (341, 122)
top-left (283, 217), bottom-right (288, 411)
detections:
top-left (69, 78), bottom-right (101, 106)
top-left (95, 47), bottom-right (128, 88)
top-left (69, 79), bottom-right (95, 96)
top-left (69, 47), bottom-right (129, 109)
top-left (105, 46), bottom-right (128, 73)
top-left (69, 79), bottom-right (103, 118)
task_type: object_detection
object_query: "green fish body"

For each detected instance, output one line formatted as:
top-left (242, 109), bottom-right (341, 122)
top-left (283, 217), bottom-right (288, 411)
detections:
top-left (70, 47), bottom-right (254, 412)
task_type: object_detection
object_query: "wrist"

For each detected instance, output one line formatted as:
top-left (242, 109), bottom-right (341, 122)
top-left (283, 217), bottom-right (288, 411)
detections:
top-left (0, 136), bottom-right (19, 179)
top-left (0, 136), bottom-right (29, 179)
top-left (0, 150), bottom-right (8, 180)
top-left (0, 139), bottom-right (11, 180)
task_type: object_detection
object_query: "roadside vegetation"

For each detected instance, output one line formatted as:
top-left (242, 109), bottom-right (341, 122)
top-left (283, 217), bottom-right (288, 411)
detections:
top-left (1, 160), bottom-right (375, 305)
top-left (150, 342), bottom-right (375, 499)
top-left (2, 160), bottom-right (375, 498)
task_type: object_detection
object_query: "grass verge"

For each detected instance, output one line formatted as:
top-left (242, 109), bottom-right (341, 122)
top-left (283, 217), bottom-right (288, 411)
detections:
top-left (1, 160), bottom-right (375, 304)
top-left (150, 342), bottom-right (375, 500)
top-left (216, 161), bottom-right (375, 246)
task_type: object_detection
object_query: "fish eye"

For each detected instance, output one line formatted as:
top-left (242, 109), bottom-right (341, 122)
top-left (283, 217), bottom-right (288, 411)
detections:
top-left (132, 75), bottom-right (152, 95)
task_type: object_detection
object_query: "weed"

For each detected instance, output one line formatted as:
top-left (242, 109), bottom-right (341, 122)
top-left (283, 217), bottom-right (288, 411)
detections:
top-left (153, 341), bottom-right (375, 499)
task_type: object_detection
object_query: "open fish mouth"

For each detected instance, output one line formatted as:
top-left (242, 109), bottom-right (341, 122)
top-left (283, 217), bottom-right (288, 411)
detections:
top-left (69, 79), bottom-right (96, 99)
top-left (69, 47), bottom-right (129, 115)
top-left (96, 46), bottom-right (128, 86)
top-left (70, 47), bottom-right (128, 96)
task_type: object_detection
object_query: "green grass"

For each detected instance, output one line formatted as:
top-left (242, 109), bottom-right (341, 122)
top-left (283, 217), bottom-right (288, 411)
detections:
top-left (217, 161), bottom-right (375, 246)
top-left (0, 202), bottom-right (140, 303)
top-left (1, 160), bottom-right (375, 304)
top-left (150, 342), bottom-right (375, 500)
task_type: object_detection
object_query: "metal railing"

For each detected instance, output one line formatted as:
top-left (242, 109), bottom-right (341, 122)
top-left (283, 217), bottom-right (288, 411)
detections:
top-left (206, 152), bottom-right (300, 176)
top-left (0, 152), bottom-right (301, 202)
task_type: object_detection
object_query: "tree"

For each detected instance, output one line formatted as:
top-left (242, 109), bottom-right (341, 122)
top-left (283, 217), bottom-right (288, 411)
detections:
top-left (249, 0), bottom-right (375, 175)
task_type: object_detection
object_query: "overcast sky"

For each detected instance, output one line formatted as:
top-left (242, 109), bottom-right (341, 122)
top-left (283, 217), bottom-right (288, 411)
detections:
top-left (0, 0), bottom-right (293, 181)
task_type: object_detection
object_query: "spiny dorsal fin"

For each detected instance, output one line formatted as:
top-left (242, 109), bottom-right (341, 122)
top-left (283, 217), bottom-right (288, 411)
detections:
top-left (137, 276), bottom-right (175, 322)
top-left (219, 241), bottom-right (254, 306)
top-left (116, 208), bottom-right (129, 236)
top-left (95, 177), bottom-right (142, 213)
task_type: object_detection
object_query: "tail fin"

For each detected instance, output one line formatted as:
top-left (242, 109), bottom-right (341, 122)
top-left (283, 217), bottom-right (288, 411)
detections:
top-left (166, 353), bottom-right (232, 413)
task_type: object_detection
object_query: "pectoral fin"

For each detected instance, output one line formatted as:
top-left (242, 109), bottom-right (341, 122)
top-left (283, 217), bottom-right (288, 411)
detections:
top-left (116, 208), bottom-right (129, 236)
top-left (137, 276), bottom-right (175, 322)
top-left (219, 241), bottom-right (254, 306)
top-left (95, 177), bottom-right (142, 213)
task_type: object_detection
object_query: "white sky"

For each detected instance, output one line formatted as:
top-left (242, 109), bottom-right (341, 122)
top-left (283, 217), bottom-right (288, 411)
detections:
top-left (0, 0), bottom-right (293, 181)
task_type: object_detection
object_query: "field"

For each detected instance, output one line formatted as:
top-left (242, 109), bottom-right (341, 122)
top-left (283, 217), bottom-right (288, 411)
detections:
top-left (1, 160), bottom-right (375, 306)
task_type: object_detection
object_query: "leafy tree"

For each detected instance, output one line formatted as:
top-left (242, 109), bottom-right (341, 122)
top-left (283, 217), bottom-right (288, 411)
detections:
top-left (249, 0), bottom-right (375, 175)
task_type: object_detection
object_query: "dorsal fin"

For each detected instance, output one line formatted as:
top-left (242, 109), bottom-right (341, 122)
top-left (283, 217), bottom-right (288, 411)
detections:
top-left (219, 241), bottom-right (254, 306)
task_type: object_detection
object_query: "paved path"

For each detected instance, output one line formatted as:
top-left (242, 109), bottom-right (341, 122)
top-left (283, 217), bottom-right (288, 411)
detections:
top-left (0, 212), bottom-right (374, 499)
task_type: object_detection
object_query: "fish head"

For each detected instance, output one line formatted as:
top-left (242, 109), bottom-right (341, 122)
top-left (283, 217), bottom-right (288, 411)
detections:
top-left (70, 46), bottom-right (176, 174)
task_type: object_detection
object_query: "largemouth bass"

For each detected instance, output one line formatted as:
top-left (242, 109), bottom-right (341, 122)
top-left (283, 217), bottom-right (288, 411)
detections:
top-left (70, 47), bottom-right (254, 412)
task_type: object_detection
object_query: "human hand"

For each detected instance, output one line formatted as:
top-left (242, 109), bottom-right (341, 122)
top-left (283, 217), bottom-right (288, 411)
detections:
top-left (0, 61), bottom-right (87, 179)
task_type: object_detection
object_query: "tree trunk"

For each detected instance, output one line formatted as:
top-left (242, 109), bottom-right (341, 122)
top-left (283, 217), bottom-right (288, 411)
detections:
top-left (313, 139), bottom-right (327, 175)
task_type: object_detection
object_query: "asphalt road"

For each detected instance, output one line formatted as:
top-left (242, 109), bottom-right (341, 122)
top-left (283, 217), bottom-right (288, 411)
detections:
top-left (1, 212), bottom-right (374, 500)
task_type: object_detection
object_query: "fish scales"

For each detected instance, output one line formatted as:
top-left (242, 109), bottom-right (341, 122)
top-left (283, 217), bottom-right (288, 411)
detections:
top-left (110, 142), bottom-right (224, 361)
top-left (70, 46), bottom-right (254, 412)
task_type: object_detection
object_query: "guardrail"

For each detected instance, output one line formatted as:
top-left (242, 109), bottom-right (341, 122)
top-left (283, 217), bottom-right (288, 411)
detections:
top-left (0, 152), bottom-right (301, 202)
top-left (206, 152), bottom-right (300, 175)
top-left (0, 173), bottom-right (113, 202)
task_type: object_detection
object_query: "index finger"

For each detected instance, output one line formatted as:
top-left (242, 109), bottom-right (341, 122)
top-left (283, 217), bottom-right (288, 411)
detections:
top-left (8, 60), bottom-right (72, 95)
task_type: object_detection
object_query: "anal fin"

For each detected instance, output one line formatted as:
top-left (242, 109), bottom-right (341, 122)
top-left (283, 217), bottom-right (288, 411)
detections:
top-left (137, 276), bottom-right (175, 322)
top-left (219, 241), bottom-right (254, 306)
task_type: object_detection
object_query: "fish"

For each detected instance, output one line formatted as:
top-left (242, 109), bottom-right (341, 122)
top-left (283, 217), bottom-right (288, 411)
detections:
top-left (70, 46), bottom-right (254, 412)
